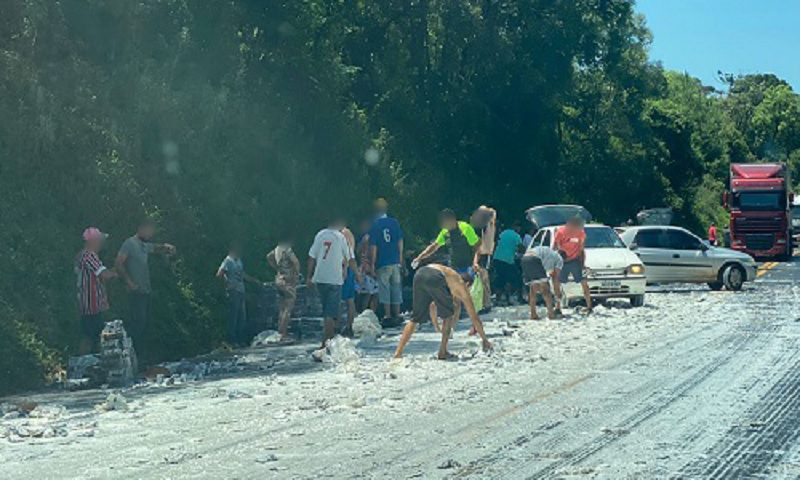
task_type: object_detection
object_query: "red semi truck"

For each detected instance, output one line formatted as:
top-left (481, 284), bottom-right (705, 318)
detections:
top-left (725, 163), bottom-right (793, 260)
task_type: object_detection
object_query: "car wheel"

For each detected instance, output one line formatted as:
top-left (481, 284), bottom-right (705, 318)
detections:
top-left (707, 282), bottom-right (724, 291)
top-left (722, 264), bottom-right (745, 291)
top-left (630, 295), bottom-right (645, 307)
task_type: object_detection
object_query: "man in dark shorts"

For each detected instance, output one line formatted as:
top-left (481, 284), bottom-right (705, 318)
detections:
top-left (75, 227), bottom-right (118, 354)
top-left (413, 209), bottom-right (481, 283)
top-left (554, 215), bottom-right (593, 312)
top-left (393, 264), bottom-right (492, 359)
top-left (521, 246), bottom-right (563, 320)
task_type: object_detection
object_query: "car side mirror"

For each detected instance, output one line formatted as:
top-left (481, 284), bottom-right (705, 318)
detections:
top-left (699, 242), bottom-right (710, 252)
top-left (629, 243), bottom-right (638, 250)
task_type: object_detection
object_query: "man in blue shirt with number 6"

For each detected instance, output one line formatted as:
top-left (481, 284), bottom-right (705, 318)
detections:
top-left (369, 197), bottom-right (404, 326)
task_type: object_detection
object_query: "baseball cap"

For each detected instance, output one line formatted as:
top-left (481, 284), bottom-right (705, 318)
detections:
top-left (82, 227), bottom-right (109, 242)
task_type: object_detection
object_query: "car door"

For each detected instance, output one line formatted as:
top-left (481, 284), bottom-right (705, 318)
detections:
top-left (665, 229), bottom-right (715, 282)
top-left (633, 228), bottom-right (674, 283)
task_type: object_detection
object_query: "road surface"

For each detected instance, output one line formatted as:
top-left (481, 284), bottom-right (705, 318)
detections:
top-left (2, 259), bottom-right (799, 479)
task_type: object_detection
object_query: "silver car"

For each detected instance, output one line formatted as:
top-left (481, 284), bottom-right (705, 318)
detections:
top-left (618, 226), bottom-right (758, 290)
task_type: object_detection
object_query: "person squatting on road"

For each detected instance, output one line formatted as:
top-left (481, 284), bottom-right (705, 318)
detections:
top-left (217, 241), bottom-right (263, 346)
top-left (115, 218), bottom-right (176, 357)
top-left (267, 238), bottom-right (300, 344)
top-left (413, 209), bottom-right (482, 283)
top-left (521, 245), bottom-right (564, 320)
top-left (75, 227), bottom-right (118, 354)
top-left (394, 264), bottom-right (492, 359)
top-left (307, 218), bottom-right (361, 351)
top-left (369, 197), bottom-right (405, 326)
top-left (554, 215), bottom-right (593, 313)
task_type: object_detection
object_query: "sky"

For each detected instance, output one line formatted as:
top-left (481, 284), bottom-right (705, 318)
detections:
top-left (636, 0), bottom-right (800, 91)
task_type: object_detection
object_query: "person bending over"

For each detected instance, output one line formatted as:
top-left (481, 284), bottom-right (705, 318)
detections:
top-left (394, 264), bottom-right (491, 360)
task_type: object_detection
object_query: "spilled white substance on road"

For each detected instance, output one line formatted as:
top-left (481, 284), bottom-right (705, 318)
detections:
top-left (2, 278), bottom-right (799, 479)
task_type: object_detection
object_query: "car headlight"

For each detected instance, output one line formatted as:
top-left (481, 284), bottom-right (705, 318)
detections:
top-left (627, 264), bottom-right (645, 275)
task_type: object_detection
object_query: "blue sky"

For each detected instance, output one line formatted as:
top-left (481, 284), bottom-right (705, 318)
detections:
top-left (636, 0), bottom-right (800, 90)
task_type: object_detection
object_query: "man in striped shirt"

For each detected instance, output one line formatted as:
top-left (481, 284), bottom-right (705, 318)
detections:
top-left (75, 227), bottom-right (118, 354)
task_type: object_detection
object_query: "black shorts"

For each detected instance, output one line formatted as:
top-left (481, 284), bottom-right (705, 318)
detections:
top-left (521, 255), bottom-right (547, 285)
top-left (559, 259), bottom-right (584, 283)
top-left (80, 313), bottom-right (105, 340)
top-left (492, 260), bottom-right (521, 290)
top-left (412, 266), bottom-right (454, 323)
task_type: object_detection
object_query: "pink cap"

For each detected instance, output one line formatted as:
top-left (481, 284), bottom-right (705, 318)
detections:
top-left (82, 227), bottom-right (108, 242)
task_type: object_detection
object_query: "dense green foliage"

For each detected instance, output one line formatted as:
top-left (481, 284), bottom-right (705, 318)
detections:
top-left (2, 0), bottom-right (800, 394)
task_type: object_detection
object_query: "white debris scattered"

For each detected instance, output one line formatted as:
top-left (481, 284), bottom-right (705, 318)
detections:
top-left (352, 309), bottom-right (382, 342)
top-left (251, 330), bottom-right (282, 347)
top-left (97, 392), bottom-right (129, 412)
top-left (323, 336), bottom-right (361, 372)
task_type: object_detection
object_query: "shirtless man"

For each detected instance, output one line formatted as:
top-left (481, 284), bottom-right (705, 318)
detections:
top-left (393, 264), bottom-right (492, 360)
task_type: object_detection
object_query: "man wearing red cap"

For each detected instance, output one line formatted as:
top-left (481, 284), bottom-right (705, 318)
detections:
top-left (75, 227), bottom-right (118, 354)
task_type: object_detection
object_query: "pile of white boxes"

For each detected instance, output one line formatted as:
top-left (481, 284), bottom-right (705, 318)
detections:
top-left (100, 320), bottom-right (137, 387)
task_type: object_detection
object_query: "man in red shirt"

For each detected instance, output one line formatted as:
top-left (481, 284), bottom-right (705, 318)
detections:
top-left (554, 216), bottom-right (593, 313)
top-left (75, 227), bottom-right (118, 354)
top-left (708, 222), bottom-right (718, 246)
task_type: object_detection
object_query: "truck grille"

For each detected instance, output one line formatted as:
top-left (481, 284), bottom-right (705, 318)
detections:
top-left (745, 233), bottom-right (775, 250)
top-left (734, 217), bottom-right (782, 233)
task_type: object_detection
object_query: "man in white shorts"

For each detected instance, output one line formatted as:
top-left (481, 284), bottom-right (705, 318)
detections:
top-left (520, 246), bottom-right (563, 320)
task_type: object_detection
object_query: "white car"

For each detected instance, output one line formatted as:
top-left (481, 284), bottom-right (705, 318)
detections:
top-left (618, 226), bottom-right (758, 290)
top-left (528, 224), bottom-right (647, 307)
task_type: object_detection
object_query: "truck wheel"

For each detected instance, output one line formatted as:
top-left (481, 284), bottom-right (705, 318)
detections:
top-left (708, 282), bottom-right (724, 291)
top-left (630, 295), bottom-right (645, 307)
top-left (722, 264), bottom-right (745, 291)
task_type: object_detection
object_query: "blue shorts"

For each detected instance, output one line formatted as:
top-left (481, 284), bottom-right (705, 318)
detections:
top-left (316, 283), bottom-right (342, 319)
top-left (376, 264), bottom-right (403, 305)
top-left (342, 268), bottom-right (356, 301)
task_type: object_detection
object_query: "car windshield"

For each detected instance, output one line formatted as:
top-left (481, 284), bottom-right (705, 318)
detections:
top-left (585, 227), bottom-right (626, 248)
top-left (733, 191), bottom-right (785, 211)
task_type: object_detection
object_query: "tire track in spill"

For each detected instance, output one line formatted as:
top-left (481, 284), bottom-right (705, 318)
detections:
top-left (518, 323), bottom-right (775, 480)
top-left (445, 324), bottom-right (731, 478)
top-left (453, 323), bottom-right (771, 479)
top-left (676, 339), bottom-right (800, 478)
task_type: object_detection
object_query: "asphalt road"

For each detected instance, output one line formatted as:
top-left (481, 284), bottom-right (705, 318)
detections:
top-left (2, 258), bottom-right (799, 479)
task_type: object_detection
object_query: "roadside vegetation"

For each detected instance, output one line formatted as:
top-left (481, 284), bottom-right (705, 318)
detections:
top-left (2, 0), bottom-right (800, 394)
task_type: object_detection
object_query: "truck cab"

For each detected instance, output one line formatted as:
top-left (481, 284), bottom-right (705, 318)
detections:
top-left (726, 163), bottom-right (793, 260)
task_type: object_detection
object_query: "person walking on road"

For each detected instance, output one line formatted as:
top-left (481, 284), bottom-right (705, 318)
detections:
top-left (493, 221), bottom-right (524, 305)
top-left (413, 209), bottom-right (481, 282)
top-left (217, 241), bottom-right (262, 346)
top-left (267, 238), bottom-right (300, 343)
top-left (369, 198), bottom-right (405, 326)
top-left (393, 264), bottom-right (492, 360)
top-left (115, 218), bottom-right (176, 355)
top-left (554, 215), bottom-right (592, 313)
top-left (307, 218), bottom-right (360, 356)
top-left (75, 227), bottom-right (118, 354)
top-left (521, 246), bottom-right (563, 320)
